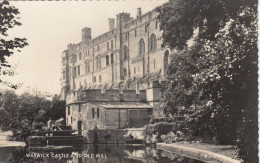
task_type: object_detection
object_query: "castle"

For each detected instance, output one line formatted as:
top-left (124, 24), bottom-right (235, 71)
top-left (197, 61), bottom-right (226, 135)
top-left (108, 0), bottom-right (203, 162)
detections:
top-left (60, 7), bottom-right (170, 131)
top-left (60, 7), bottom-right (170, 100)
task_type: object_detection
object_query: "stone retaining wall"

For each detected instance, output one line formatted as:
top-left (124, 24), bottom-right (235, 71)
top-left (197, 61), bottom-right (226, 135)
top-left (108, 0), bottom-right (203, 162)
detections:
top-left (86, 129), bottom-right (126, 144)
top-left (156, 143), bottom-right (241, 163)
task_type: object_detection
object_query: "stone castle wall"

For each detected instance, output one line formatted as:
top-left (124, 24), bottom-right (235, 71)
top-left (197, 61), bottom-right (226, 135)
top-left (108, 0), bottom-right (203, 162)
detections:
top-left (60, 7), bottom-right (170, 100)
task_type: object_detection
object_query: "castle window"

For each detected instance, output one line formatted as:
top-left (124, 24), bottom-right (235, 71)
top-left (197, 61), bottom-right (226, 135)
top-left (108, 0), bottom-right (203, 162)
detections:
top-left (123, 68), bottom-right (127, 79)
top-left (97, 108), bottom-right (99, 118)
top-left (145, 24), bottom-right (149, 32)
top-left (107, 42), bottom-right (109, 50)
top-left (123, 45), bottom-right (128, 61)
top-left (134, 67), bottom-right (136, 74)
top-left (111, 40), bottom-right (113, 49)
top-left (98, 45), bottom-right (99, 51)
top-left (74, 67), bottom-right (77, 77)
top-left (149, 34), bottom-right (157, 51)
top-left (93, 76), bottom-right (96, 83)
top-left (78, 104), bottom-right (81, 112)
top-left (135, 30), bottom-right (137, 37)
top-left (71, 117), bottom-right (72, 124)
top-left (99, 75), bottom-right (102, 82)
top-left (125, 33), bottom-right (128, 41)
top-left (79, 52), bottom-right (82, 60)
top-left (92, 108), bottom-right (95, 118)
top-left (96, 57), bottom-right (101, 69)
top-left (111, 53), bottom-right (114, 64)
top-left (106, 55), bottom-right (109, 66)
top-left (69, 66), bottom-right (71, 78)
top-left (78, 65), bottom-right (80, 75)
top-left (155, 21), bottom-right (158, 29)
top-left (88, 50), bottom-right (89, 56)
top-left (154, 59), bottom-right (156, 69)
top-left (67, 106), bottom-right (70, 115)
top-left (85, 61), bottom-right (90, 73)
top-left (139, 38), bottom-right (145, 55)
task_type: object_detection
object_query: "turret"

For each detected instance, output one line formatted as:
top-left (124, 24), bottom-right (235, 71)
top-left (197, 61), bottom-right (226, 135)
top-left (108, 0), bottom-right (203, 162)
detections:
top-left (108, 18), bottom-right (115, 31)
top-left (82, 27), bottom-right (92, 43)
top-left (116, 12), bottom-right (132, 28)
top-left (137, 8), bottom-right (142, 18)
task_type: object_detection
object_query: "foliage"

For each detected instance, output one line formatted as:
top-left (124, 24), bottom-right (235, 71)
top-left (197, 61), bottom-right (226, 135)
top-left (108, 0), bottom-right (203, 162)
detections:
top-left (0, 1), bottom-right (28, 89)
top-left (0, 91), bottom-right (66, 140)
top-left (149, 117), bottom-right (175, 124)
top-left (143, 122), bottom-right (177, 143)
top-left (157, 0), bottom-right (256, 50)
top-left (157, 0), bottom-right (258, 162)
top-left (44, 94), bottom-right (66, 121)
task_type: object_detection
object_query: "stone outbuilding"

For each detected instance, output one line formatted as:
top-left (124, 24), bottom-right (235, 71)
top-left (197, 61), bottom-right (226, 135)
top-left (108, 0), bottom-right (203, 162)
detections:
top-left (65, 81), bottom-right (165, 136)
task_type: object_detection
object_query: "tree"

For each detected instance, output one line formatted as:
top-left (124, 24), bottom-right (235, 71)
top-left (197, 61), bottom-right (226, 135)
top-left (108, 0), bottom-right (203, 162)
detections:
top-left (157, 0), bottom-right (256, 50)
top-left (157, 0), bottom-right (258, 162)
top-left (0, 90), bottom-right (19, 130)
top-left (47, 94), bottom-right (66, 121)
top-left (0, 1), bottom-right (28, 89)
top-left (0, 91), bottom-right (67, 140)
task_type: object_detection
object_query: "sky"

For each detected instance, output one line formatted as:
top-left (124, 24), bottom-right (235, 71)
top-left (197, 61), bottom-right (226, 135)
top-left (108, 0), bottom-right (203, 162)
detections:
top-left (2, 0), bottom-right (168, 95)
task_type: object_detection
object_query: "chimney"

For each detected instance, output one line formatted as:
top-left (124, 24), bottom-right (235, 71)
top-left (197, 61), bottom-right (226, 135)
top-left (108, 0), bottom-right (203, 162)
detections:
top-left (82, 27), bottom-right (92, 43)
top-left (137, 8), bottom-right (142, 18)
top-left (109, 18), bottom-right (115, 31)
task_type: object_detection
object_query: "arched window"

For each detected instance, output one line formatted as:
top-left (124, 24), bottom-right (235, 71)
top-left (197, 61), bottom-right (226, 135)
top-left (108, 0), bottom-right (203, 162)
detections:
top-left (96, 56), bottom-right (101, 69)
top-left (139, 38), bottom-right (145, 55)
top-left (111, 53), bottom-right (114, 64)
top-left (85, 61), bottom-right (90, 73)
top-left (106, 55), bottom-right (109, 66)
top-left (73, 54), bottom-right (77, 62)
top-left (149, 34), bottom-right (157, 51)
top-left (123, 45), bottom-right (128, 61)
top-left (164, 50), bottom-right (169, 72)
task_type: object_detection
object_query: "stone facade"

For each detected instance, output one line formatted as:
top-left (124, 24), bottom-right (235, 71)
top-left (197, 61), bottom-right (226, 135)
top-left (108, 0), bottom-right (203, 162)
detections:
top-left (65, 83), bottom-right (163, 133)
top-left (60, 7), bottom-right (170, 100)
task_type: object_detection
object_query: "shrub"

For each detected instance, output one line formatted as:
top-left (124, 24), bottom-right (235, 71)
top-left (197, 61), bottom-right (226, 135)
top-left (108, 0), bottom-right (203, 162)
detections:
top-left (143, 122), bottom-right (177, 143)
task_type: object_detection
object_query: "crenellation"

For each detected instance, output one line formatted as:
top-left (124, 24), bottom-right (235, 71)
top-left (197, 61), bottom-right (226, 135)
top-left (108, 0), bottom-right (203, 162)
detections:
top-left (61, 7), bottom-right (170, 102)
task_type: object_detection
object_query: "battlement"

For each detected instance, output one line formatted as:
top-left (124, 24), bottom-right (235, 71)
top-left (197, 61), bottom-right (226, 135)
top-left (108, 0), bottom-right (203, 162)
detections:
top-left (122, 9), bottom-right (157, 32)
top-left (82, 27), bottom-right (92, 43)
top-left (66, 89), bottom-right (147, 104)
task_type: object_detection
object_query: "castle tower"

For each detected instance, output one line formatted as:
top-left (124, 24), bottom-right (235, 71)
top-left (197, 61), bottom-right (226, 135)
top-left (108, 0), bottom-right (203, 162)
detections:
top-left (82, 27), bottom-right (92, 43)
top-left (108, 18), bottom-right (115, 31)
top-left (137, 8), bottom-right (142, 18)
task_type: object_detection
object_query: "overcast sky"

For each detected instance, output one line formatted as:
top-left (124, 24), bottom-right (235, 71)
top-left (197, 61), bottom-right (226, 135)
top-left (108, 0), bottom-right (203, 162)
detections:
top-left (2, 0), bottom-right (168, 95)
